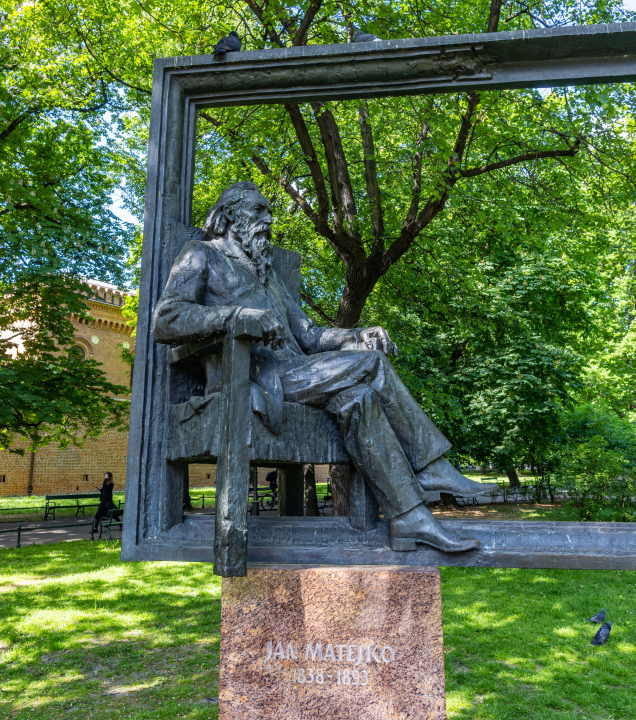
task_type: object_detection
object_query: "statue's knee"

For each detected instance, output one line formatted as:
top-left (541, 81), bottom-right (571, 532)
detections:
top-left (353, 386), bottom-right (383, 418)
top-left (327, 385), bottom-right (380, 419)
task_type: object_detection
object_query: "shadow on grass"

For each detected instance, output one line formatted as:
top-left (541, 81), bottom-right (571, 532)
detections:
top-left (1, 541), bottom-right (222, 720)
top-left (1, 542), bottom-right (636, 720)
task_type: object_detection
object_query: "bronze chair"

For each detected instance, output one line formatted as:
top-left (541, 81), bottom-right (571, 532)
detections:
top-left (167, 245), bottom-right (378, 576)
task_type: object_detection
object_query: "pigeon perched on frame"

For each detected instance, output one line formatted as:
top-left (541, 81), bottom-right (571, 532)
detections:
top-left (590, 621), bottom-right (611, 646)
top-left (214, 31), bottom-right (241, 54)
top-left (354, 28), bottom-right (382, 43)
top-left (589, 608), bottom-right (606, 623)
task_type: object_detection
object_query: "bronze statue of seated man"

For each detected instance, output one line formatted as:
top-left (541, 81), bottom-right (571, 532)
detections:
top-left (153, 181), bottom-right (495, 552)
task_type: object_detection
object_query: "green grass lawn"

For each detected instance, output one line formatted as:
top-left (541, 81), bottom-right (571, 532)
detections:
top-left (190, 483), bottom-right (333, 506)
top-left (0, 482), bottom-right (328, 523)
top-left (0, 493), bottom-right (126, 523)
top-left (1, 541), bottom-right (635, 719)
top-left (186, 487), bottom-right (216, 509)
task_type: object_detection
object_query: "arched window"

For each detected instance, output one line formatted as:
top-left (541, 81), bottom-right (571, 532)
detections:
top-left (68, 345), bottom-right (87, 360)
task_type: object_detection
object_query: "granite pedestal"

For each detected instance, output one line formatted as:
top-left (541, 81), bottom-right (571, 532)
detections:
top-left (219, 565), bottom-right (446, 719)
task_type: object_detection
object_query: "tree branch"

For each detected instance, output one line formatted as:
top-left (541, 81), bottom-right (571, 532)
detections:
top-left (98, 65), bottom-right (151, 96)
top-left (293, 0), bottom-right (324, 46)
top-left (336, 2), bottom-right (355, 42)
top-left (284, 103), bottom-right (330, 222)
top-left (405, 120), bottom-right (430, 226)
top-left (383, 192), bottom-right (449, 272)
top-left (71, 25), bottom-right (151, 95)
top-left (301, 291), bottom-right (335, 325)
top-left (459, 140), bottom-right (581, 178)
top-left (487, 0), bottom-right (503, 32)
top-left (244, 0), bottom-right (286, 47)
top-left (0, 109), bottom-right (39, 142)
top-left (358, 104), bottom-right (384, 256)
top-left (65, 79), bottom-right (110, 114)
top-left (311, 102), bottom-right (360, 243)
top-left (0, 201), bottom-right (38, 216)
top-left (132, 0), bottom-right (187, 41)
top-left (199, 110), bottom-right (349, 263)
top-left (449, 92), bottom-right (481, 173)
top-left (381, 91), bottom-right (482, 270)
top-left (385, 136), bottom-right (581, 274)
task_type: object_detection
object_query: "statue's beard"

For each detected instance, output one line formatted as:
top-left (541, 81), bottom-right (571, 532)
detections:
top-left (233, 221), bottom-right (272, 283)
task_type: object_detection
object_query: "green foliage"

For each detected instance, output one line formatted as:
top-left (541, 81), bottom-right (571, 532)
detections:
top-left (390, 234), bottom-right (591, 467)
top-left (119, 230), bottom-right (142, 366)
top-left (562, 403), bottom-right (636, 460)
top-left (0, 2), bottom-right (133, 451)
top-left (576, 210), bottom-right (636, 421)
top-left (544, 404), bottom-right (636, 521)
top-left (552, 436), bottom-right (636, 521)
top-left (6, 0), bottom-right (636, 465)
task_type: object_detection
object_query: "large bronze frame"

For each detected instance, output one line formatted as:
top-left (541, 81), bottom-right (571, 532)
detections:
top-left (122, 23), bottom-right (636, 571)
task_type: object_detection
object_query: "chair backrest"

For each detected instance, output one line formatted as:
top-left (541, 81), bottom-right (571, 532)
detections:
top-left (271, 246), bottom-right (301, 304)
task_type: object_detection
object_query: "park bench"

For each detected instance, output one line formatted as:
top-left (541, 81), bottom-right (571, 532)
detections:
top-left (98, 508), bottom-right (124, 540)
top-left (44, 493), bottom-right (101, 521)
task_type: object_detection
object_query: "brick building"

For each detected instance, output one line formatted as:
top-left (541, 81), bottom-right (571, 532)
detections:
top-left (0, 281), bottom-right (135, 498)
top-left (0, 280), bottom-right (331, 498)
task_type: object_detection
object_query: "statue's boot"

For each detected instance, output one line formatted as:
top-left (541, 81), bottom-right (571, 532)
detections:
top-left (416, 456), bottom-right (498, 496)
top-left (389, 503), bottom-right (480, 552)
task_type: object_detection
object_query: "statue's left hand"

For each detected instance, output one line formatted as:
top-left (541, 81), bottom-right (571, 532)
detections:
top-left (359, 326), bottom-right (398, 357)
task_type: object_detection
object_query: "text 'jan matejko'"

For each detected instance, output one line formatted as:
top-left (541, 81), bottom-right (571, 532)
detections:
top-left (263, 641), bottom-right (396, 664)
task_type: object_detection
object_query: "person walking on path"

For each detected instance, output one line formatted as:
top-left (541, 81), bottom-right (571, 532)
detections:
top-left (266, 469), bottom-right (278, 493)
top-left (92, 472), bottom-right (119, 532)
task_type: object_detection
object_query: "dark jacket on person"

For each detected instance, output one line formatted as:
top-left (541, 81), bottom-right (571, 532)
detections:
top-left (99, 481), bottom-right (115, 509)
top-left (93, 480), bottom-right (117, 529)
top-left (266, 470), bottom-right (278, 492)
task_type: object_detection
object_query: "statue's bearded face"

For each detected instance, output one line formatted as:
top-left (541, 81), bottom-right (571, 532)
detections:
top-left (229, 194), bottom-right (273, 282)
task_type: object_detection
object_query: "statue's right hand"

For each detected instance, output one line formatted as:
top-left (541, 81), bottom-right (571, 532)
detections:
top-left (236, 308), bottom-right (285, 349)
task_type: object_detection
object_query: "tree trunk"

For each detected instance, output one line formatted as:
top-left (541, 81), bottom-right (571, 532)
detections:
top-left (329, 463), bottom-right (350, 516)
top-left (505, 465), bottom-right (521, 489)
top-left (334, 265), bottom-right (373, 328)
top-left (304, 463), bottom-right (319, 516)
top-left (28, 450), bottom-right (36, 496)
top-left (440, 492), bottom-right (460, 508)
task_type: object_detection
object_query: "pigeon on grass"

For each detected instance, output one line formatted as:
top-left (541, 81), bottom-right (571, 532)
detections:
top-left (354, 28), bottom-right (382, 43)
top-left (590, 622), bottom-right (611, 646)
top-left (589, 608), bottom-right (606, 623)
top-left (214, 31), bottom-right (241, 54)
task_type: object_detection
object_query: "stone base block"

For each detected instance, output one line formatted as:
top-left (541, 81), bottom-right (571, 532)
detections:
top-left (219, 564), bottom-right (446, 719)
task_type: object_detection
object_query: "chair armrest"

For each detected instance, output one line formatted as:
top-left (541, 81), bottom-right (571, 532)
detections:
top-left (214, 324), bottom-right (261, 578)
top-left (168, 315), bottom-right (263, 366)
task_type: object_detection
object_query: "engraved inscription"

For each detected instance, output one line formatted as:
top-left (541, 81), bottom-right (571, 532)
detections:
top-left (219, 567), bottom-right (446, 719)
top-left (291, 668), bottom-right (370, 685)
top-left (263, 639), bottom-right (395, 688)
top-left (264, 640), bottom-right (395, 665)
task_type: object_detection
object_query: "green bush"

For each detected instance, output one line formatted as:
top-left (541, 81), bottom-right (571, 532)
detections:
top-left (552, 436), bottom-right (636, 521)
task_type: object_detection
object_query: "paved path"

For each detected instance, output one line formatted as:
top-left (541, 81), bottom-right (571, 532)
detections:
top-left (0, 517), bottom-right (97, 549)
top-left (0, 504), bottom-right (296, 549)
